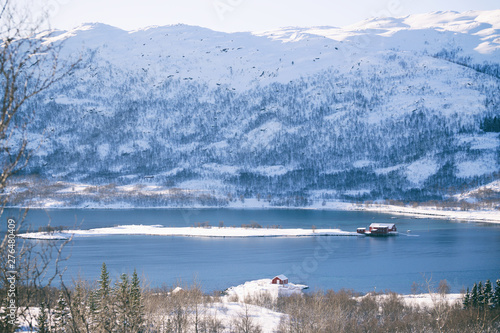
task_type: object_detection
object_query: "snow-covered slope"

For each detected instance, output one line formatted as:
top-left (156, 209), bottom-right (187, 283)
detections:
top-left (260, 10), bottom-right (500, 61)
top-left (48, 10), bottom-right (500, 88)
top-left (14, 10), bottom-right (500, 204)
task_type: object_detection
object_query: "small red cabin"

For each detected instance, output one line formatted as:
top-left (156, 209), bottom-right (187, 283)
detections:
top-left (272, 275), bottom-right (289, 285)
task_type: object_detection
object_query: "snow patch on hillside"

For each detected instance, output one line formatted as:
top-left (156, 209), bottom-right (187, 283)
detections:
top-left (202, 163), bottom-right (239, 175)
top-left (344, 189), bottom-right (371, 196)
top-left (353, 160), bottom-right (373, 168)
top-left (97, 144), bottom-right (110, 159)
top-left (375, 164), bottom-right (405, 175)
top-left (253, 165), bottom-right (290, 177)
top-left (454, 179), bottom-right (500, 201)
top-left (456, 153), bottom-right (498, 178)
top-left (405, 158), bottom-right (438, 185)
top-left (177, 179), bottom-right (228, 191)
top-left (244, 121), bottom-right (282, 149)
top-left (458, 133), bottom-right (500, 150)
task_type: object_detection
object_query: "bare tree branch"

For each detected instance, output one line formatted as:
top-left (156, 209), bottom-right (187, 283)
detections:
top-left (0, 1), bottom-right (79, 331)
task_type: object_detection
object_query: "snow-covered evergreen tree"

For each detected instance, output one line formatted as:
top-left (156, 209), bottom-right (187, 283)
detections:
top-left (36, 302), bottom-right (49, 333)
top-left (129, 269), bottom-right (145, 332)
top-left (478, 281), bottom-right (485, 307)
top-left (484, 280), bottom-right (493, 308)
top-left (96, 262), bottom-right (115, 332)
top-left (494, 279), bottom-right (500, 308)
top-left (463, 287), bottom-right (470, 309)
top-left (471, 283), bottom-right (478, 307)
top-left (115, 273), bottom-right (130, 332)
top-left (53, 293), bottom-right (70, 332)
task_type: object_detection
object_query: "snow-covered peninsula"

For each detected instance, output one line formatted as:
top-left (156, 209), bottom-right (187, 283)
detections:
top-left (18, 225), bottom-right (359, 240)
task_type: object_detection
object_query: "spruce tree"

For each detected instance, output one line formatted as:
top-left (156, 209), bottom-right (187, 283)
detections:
top-left (478, 281), bottom-right (484, 307)
top-left (484, 280), bottom-right (493, 308)
top-left (494, 279), bottom-right (500, 308)
top-left (36, 302), bottom-right (50, 333)
top-left (130, 269), bottom-right (145, 332)
top-left (53, 293), bottom-right (70, 333)
top-left (71, 281), bottom-right (90, 333)
top-left (88, 289), bottom-right (99, 331)
top-left (463, 287), bottom-right (470, 309)
top-left (115, 273), bottom-right (131, 332)
top-left (471, 283), bottom-right (478, 307)
top-left (96, 262), bottom-right (115, 332)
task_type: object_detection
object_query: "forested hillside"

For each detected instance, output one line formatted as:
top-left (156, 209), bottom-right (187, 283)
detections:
top-left (13, 11), bottom-right (500, 205)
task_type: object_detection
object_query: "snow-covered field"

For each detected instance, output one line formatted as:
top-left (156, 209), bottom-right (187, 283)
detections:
top-left (399, 293), bottom-right (463, 307)
top-left (17, 225), bottom-right (359, 240)
top-left (357, 292), bottom-right (463, 308)
top-left (203, 301), bottom-right (284, 333)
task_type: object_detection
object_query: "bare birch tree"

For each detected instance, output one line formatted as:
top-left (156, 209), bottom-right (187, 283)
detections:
top-left (0, 1), bottom-right (78, 331)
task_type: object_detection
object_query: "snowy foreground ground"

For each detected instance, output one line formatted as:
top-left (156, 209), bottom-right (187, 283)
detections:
top-left (219, 279), bottom-right (461, 332)
top-left (18, 225), bottom-right (359, 240)
top-left (16, 279), bottom-right (462, 333)
top-left (216, 280), bottom-right (464, 332)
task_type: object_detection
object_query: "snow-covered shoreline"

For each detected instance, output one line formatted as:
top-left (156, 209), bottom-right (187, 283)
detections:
top-left (354, 204), bottom-right (500, 224)
top-left (10, 197), bottom-right (500, 224)
top-left (17, 224), bottom-right (360, 240)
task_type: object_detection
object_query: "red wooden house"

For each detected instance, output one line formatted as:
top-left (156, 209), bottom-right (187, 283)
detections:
top-left (369, 223), bottom-right (397, 233)
top-left (357, 223), bottom-right (398, 236)
top-left (272, 275), bottom-right (289, 285)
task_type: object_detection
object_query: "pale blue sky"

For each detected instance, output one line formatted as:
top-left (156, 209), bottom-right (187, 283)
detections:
top-left (34, 0), bottom-right (500, 32)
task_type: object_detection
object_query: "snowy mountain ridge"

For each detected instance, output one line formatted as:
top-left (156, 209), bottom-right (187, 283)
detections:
top-left (13, 10), bottom-right (500, 205)
top-left (257, 10), bottom-right (500, 59)
top-left (46, 10), bottom-right (500, 88)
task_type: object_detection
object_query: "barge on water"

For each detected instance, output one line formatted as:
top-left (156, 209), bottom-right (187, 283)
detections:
top-left (357, 223), bottom-right (398, 236)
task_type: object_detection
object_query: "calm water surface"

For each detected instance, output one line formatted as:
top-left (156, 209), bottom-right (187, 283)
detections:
top-left (6, 208), bottom-right (500, 293)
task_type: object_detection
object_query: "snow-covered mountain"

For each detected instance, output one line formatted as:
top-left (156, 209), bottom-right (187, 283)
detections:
top-left (18, 10), bottom-right (500, 203)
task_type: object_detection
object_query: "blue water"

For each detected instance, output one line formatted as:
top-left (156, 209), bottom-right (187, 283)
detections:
top-left (5, 208), bottom-right (500, 293)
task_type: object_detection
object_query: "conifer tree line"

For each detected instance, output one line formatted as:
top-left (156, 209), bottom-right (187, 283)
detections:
top-left (463, 279), bottom-right (500, 309)
top-left (30, 262), bottom-right (265, 333)
top-left (4, 266), bottom-right (499, 333)
top-left (36, 263), bottom-right (145, 333)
